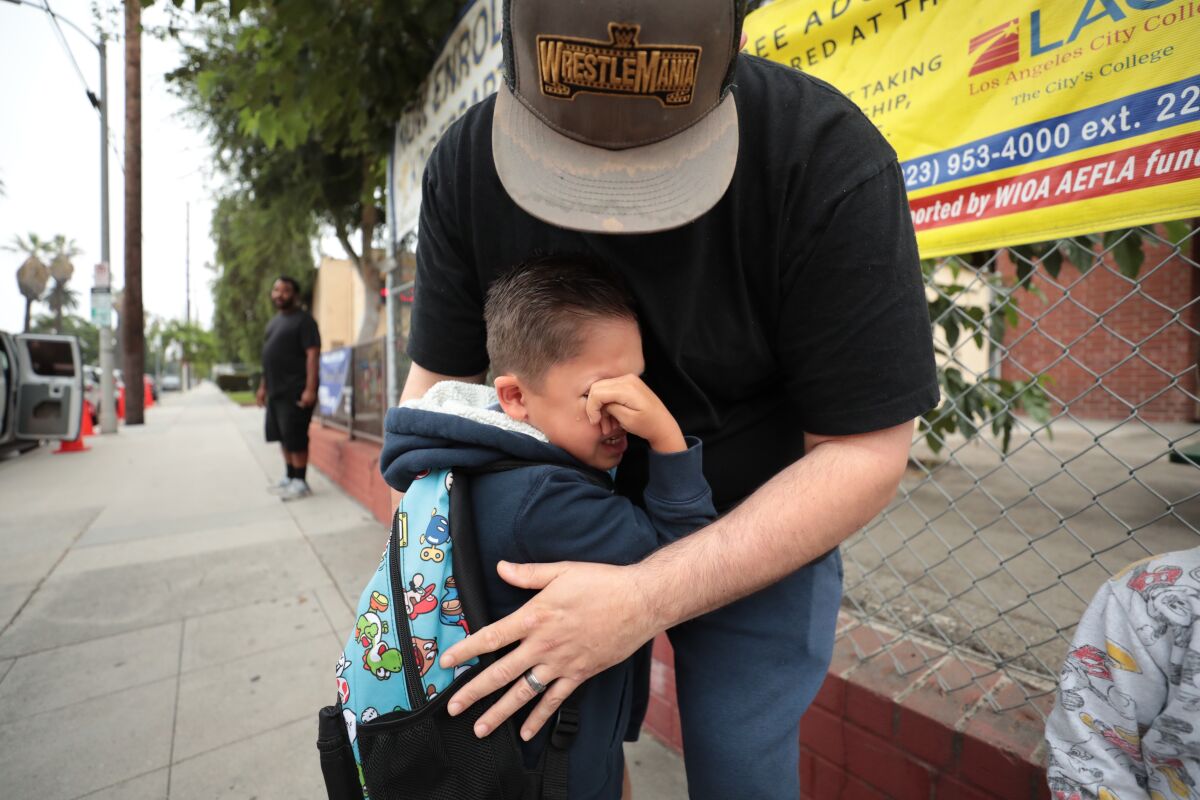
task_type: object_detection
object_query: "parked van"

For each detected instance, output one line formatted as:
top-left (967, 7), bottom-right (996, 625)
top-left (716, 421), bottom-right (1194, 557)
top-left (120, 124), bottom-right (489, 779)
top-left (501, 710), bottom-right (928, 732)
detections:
top-left (0, 331), bottom-right (83, 455)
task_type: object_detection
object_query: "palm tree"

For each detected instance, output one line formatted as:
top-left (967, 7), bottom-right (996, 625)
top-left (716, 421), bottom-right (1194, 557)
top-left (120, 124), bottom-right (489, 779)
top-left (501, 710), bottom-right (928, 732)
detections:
top-left (8, 234), bottom-right (51, 332)
top-left (44, 283), bottom-right (81, 330)
top-left (45, 235), bottom-right (83, 332)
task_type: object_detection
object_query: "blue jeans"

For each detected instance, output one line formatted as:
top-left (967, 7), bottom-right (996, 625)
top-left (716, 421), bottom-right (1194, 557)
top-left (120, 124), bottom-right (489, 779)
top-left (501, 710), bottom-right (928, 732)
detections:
top-left (667, 548), bottom-right (843, 799)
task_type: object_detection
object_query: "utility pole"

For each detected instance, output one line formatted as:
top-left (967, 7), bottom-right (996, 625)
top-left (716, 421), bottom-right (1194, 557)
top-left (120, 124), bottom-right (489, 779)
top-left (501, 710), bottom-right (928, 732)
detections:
top-left (185, 201), bottom-right (191, 326)
top-left (123, 0), bottom-right (145, 424)
top-left (184, 200), bottom-right (191, 390)
top-left (97, 36), bottom-right (117, 434)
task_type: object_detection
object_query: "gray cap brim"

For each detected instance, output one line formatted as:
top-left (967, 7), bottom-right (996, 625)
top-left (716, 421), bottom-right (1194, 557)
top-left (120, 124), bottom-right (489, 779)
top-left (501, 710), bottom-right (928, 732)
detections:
top-left (493, 86), bottom-right (739, 234)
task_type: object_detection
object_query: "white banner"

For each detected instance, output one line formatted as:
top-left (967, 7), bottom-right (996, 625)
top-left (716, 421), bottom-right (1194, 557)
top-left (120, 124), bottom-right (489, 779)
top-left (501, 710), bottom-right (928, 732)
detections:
top-left (391, 0), bottom-right (505, 238)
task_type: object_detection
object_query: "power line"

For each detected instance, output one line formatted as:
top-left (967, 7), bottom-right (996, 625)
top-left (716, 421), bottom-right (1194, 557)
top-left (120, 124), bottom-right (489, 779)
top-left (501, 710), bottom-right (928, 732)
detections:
top-left (40, 0), bottom-right (98, 110)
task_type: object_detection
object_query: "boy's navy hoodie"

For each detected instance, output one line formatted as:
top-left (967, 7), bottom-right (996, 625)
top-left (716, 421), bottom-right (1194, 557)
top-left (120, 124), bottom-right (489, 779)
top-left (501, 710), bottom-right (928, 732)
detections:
top-left (379, 382), bottom-right (716, 800)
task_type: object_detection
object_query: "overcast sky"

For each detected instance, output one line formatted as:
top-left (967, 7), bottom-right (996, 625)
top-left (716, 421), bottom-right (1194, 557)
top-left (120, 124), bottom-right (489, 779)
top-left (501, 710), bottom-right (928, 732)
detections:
top-left (0, 1), bottom-right (216, 336)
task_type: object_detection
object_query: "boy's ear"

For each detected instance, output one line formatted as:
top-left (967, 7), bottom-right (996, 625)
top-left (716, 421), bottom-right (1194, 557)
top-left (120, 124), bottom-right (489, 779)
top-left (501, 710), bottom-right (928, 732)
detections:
top-left (493, 375), bottom-right (528, 421)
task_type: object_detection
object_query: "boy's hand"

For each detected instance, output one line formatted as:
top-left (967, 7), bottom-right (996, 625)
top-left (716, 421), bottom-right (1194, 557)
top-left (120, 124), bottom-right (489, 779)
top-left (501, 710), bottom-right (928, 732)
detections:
top-left (585, 375), bottom-right (686, 453)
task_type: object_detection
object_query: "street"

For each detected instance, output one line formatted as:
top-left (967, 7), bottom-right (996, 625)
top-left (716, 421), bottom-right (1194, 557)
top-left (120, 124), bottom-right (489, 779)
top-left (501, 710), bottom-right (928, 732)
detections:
top-left (0, 385), bottom-right (685, 799)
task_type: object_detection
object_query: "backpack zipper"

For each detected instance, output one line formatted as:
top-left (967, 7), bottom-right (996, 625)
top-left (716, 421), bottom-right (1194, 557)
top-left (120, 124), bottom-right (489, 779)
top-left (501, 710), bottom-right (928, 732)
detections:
top-left (389, 517), bottom-right (428, 709)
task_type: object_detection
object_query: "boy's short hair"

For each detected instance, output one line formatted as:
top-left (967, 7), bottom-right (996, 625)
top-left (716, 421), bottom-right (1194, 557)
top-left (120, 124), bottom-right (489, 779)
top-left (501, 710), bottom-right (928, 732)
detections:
top-left (485, 255), bottom-right (637, 385)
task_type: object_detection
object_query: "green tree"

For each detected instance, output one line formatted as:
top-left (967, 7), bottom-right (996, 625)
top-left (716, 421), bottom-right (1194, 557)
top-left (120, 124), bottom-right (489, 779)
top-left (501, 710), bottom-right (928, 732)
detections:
top-left (209, 191), bottom-right (316, 364)
top-left (164, 318), bottom-right (218, 380)
top-left (166, 0), bottom-right (462, 344)
top-left (148, 314), bottom-right (218, 382)
top-left (44, 235), bottom-right (83, 332)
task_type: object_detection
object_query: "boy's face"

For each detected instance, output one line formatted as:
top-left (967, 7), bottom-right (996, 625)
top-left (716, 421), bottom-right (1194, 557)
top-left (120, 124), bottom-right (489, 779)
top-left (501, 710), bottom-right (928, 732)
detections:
top-left (500, 317), bottom-right (644, 471)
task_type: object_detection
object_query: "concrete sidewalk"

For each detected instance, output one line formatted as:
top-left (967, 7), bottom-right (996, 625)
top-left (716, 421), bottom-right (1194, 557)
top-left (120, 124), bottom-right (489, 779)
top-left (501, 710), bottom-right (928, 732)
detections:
top-left (0, 384), bottom-right (686, 799)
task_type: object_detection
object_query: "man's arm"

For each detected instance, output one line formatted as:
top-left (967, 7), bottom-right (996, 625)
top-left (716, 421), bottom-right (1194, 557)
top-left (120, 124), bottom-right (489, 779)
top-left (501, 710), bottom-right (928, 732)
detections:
top-left (298, 346), bottom-right (319, 407)
top-left (440, 420), bottom-right (914, 740)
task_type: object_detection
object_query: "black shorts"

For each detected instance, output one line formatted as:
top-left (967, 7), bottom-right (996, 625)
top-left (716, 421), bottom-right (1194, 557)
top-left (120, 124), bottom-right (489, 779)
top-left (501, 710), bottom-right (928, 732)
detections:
top-left (265, 393), bottom-right (315, 452)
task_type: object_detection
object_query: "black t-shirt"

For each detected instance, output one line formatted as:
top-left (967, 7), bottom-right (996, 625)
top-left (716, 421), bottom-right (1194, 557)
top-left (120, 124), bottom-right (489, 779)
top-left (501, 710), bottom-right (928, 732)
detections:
top-left (262, 310), bottom-right (320, 398)
top-left (408, 54), bottom-right (938, 512)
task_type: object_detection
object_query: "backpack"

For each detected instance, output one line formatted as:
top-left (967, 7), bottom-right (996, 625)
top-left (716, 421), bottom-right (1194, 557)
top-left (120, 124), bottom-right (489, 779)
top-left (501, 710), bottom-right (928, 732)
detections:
top-left (317, 462), bottom-right (600, 800)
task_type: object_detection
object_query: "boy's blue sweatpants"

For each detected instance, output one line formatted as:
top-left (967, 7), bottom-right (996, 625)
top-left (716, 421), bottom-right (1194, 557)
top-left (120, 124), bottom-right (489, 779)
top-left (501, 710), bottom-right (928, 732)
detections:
top-left (666, 548), bottom-right (843, 799)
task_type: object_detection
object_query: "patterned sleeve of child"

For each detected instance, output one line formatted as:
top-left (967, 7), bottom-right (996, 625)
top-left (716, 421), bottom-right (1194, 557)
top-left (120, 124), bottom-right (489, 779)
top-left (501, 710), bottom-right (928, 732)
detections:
top-left (1044, 549), bottom-right (1200, 800)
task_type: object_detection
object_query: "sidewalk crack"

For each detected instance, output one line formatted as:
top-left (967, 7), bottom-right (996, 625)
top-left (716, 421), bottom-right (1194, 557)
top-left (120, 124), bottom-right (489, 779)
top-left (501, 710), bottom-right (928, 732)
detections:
top-left (0, 506), bottom-right (102, 642)
top-left (167, 712), bottom-right (312, 768)
top-left (165, 617), bottom-right (186, 798)
top-left (71, 766), bottom-right (166, 799)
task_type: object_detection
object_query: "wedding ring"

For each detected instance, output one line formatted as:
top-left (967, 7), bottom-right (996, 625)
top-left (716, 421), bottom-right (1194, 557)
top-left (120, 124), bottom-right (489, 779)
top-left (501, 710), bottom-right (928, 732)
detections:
top-left (524, 668), bottom-right (548, 695)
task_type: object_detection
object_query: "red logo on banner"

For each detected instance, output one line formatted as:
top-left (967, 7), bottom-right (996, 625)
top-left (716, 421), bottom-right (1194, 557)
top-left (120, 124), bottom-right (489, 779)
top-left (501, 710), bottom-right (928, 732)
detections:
top-left (969, 19), bottom-right (1020, 76)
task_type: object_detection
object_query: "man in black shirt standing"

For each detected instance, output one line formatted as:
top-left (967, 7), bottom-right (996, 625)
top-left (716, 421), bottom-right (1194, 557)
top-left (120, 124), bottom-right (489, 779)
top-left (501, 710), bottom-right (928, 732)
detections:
top-left (257, 276), bottom-right (320, 501)
top-left (402, 1), bottom-right (939, 796)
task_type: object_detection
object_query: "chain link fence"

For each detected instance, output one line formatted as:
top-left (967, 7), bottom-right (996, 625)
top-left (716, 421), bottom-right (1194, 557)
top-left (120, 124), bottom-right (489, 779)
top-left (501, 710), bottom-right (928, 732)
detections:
top-left (840, 222), bottom-right (1200, 719)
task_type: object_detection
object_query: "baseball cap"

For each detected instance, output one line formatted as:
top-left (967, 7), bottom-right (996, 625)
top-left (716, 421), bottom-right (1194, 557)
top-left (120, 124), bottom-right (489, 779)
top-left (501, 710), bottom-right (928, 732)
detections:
top-left (493, 0), bottom-right (744, 234)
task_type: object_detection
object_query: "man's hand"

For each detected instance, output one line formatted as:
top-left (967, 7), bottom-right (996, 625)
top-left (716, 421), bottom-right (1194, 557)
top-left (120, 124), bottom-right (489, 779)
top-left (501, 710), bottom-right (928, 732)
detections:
top-left (439, 560), bottom-right (662, 741)
top-left (298, 387), bottom-right (317, 408)
top-left (584, 375), bottom-right (686, 454)
top-left (255, 383), bottom-right (266, 407)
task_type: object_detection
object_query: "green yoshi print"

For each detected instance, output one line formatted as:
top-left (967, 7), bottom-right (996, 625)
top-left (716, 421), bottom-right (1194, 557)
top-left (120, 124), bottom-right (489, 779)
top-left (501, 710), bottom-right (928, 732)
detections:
top-left (356, 610), bottom-right (403, 680)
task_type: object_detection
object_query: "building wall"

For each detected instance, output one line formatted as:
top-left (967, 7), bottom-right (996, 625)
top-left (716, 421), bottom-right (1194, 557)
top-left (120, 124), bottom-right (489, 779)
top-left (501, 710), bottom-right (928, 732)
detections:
top-left (312, 256), bottom-right (386, 350)
top-left (999, 235), bottom-right (1199, 423)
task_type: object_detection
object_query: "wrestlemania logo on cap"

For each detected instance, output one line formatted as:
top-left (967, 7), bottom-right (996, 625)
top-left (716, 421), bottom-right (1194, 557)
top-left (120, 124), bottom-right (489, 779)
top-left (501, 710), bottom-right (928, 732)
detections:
top-left (536, 22), bottom-right (701, 107)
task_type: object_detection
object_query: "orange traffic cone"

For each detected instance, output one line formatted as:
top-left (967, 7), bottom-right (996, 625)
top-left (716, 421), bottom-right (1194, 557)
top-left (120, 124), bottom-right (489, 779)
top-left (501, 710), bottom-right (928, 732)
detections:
top-left (117, 386), bottom-right (125, 420)
top-left (54, 416), bottom-right (91, 454)
top-left (81, 400), bottom-right (96, 438)
top-left (144, 378), bottom-right (154, 408)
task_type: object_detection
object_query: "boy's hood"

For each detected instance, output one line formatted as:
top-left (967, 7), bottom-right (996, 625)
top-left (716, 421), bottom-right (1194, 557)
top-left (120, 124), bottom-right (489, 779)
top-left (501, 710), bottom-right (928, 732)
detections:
top-left (380, 381), bottom-right (583, 492)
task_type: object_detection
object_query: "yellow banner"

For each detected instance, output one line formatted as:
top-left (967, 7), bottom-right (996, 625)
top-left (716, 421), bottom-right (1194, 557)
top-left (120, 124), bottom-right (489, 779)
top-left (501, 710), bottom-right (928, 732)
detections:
top-left (744, 0), bottom-right (1200, 257)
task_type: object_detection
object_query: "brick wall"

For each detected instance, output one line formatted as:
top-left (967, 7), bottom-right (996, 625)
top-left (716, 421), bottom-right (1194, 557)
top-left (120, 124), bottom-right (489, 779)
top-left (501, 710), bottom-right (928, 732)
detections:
top-left (308, 423), bottom-right (392, 525)
top-left (644, 617), bottom-right (1051, 800)
top-left (311, 426), bottom-right (1054, 799)
top-left (999, 234), bottom-right (1199, 423)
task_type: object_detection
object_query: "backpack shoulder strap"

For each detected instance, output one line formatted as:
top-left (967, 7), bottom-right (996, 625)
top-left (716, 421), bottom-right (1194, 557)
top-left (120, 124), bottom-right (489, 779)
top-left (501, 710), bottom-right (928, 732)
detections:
top-left (537, 693), bottom-right (579, 800)
top-left (445, 468), bottom-right (494, 634)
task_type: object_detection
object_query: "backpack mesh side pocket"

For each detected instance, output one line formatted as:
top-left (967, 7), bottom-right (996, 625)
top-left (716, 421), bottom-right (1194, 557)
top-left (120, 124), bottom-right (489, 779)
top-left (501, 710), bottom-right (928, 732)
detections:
top-left (356, 681), bottom-right (527, 800)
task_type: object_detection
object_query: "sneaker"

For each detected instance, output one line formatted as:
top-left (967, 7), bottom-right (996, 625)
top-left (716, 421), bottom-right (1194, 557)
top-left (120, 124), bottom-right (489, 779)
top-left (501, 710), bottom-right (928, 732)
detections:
top-left (280, 478), bottom-right (312, 502)
top-left (268, 475), bottom-right (291, 494)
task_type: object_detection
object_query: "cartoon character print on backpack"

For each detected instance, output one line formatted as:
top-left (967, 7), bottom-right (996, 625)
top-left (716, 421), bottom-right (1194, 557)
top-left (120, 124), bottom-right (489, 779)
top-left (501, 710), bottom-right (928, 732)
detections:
top-left (335, 652), bottom-right (353, 705)
top-left (356, 608), bottom-right (403, 681)
top-left (403, 574), bottom-right (438, 620)
top-left (412, 636), bottom-right (438, 677)
top-left (440, 575), bottom-right (469, 634)
top-left (421, 508), bottom-right (450, 562)
top-left (397, 510), bottom-right (409, 548)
